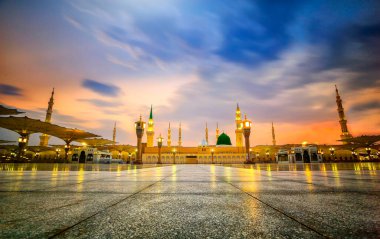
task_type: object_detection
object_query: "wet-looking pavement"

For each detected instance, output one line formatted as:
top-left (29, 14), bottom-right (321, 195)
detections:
top-left (0, 163), bottom-right (379, 238)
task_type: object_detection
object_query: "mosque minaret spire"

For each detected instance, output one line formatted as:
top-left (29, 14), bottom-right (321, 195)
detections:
top-left (205, 122), bottom-right (209, 145)
top-left (235, 103), bottom-right (243, 147)
top-left (39, 88), bottom-right (54, 146)
top-left (272, 122), bottom-right (276, 146)
top-left (112, 122), bottom-right (116, 145)
top-left (167, 122), bottom-right (171, 147)
top-left (146, 105), bottom-right (154, 147)
top-left (178, 122), bottom-right (182, 147)
top-left (335, 85), bottom-right (352, 143)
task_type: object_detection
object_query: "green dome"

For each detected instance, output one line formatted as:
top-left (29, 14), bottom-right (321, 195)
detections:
top-left (217, 133), bottom-right (232, 145)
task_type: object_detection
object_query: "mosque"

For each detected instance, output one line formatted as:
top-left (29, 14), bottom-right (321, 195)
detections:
top-left (1, 84), bottom-right (378, 164)
top-left (141, 104), bottom-right (247, 164)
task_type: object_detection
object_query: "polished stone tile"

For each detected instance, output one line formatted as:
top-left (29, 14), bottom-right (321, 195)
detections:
top-left (54, 194), bottom-right (321, 238)
top-left (0, 163), bottom-right (379, 238)
top-left (0, 192), bottom-right (130, 238)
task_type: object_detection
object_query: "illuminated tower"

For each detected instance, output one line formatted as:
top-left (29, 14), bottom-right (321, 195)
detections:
top-left (167, 122), bottom-right (171, 147)
top-left (146, 105), bottom-right (154, 147)
top-left (272, 122), bottom-right (276, 146)
top-left (39, 88), bottom-right (54, 146)
top-left (178, 122), bottom-right (182, 147)
top-left (235, 103), bottom-right (243, 147)
top-left (216, 123), bottom-right (219, 143)
top-left (335, 85), bottom-right (353, 143)
top-left (112, 122), bottom-right (116, 145)
top-left (205, 122), bottom-right (209, 145)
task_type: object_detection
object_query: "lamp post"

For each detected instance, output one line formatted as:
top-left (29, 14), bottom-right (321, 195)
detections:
top-left (64, 144), bottom-right (70, 163)
top-left (128, 153), bottom-right (131, 163)
top-left (365, 147), bottom-right (371, 159)
top-left (157, 134), bottom-right (163, 164)
top-left (265, 150), bottom-right (269, 160)
top-left (242, 114), bottom-right (252, 164)
top-left (134, 115), bottom-right (146, 164)
top-left (211, 148), bottom-right (215, 164)
top-left (56, 148), bottom-right (61, 160)
top-left (329, 147), bottom-right (335, 160)
top-left (35, 152), bottom-right (40, 160)
top-left (18, 136), bottom-right (28, 160)
top-left (172, 148), bottom-right (176, 164)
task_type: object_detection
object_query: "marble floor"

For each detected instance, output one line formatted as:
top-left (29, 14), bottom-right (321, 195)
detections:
top-left (0, 163), bottom-right (379, 238)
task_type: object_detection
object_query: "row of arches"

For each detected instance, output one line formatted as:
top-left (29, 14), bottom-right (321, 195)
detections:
top-left (143, 154), bottom-right (246, 164)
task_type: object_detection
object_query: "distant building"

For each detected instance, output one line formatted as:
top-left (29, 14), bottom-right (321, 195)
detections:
top-left (277, 145), bottom-right (323, 163)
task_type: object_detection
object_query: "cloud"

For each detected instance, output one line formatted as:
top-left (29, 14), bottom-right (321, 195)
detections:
top-left (78, 98), bottom-right (122, 108)
top-left (350, 101), bottom-right (380, 112)
top-left (0, 84), bottom-right (22, 96)
top-left (82, 79), bottom-right (120, 96)
top-left (63, 14), bottom-right (84, 31)
top-left (106, 55), bottom-right (137, 70)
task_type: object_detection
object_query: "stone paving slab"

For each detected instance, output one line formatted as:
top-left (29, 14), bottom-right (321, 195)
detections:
top-left (0, 192), bottom-right (130, 238)
top-left (0, 163), bottom-right (379, 238)
top-left (54, 193), bottom-right (321, 239)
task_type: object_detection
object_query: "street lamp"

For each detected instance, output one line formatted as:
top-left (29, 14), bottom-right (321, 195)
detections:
top-left (157, 134), bottom-right (163, 164)
top-left (329, 147), bottom-right (335, 160)
top-left (211, 148), bottom-right (215, 164)
top-left (134, 115), bottom-right (146, 164)
top-left (365, 147), bottom-right (371, 159)
top-left (18, 136), bottom-right (28, 160)
top-left (172, 148), bottom-right (176, 164)
top-left (64, 144), bottom-right (70, 163)
top-left (242, 114), bottom-right (252, 164)
top-left (56, 148), bottom-right (61, 159)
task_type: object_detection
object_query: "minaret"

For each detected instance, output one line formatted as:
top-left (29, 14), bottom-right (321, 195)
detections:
top-left (167, 122), bottom-right (171, 147)
top-left (205, 122), bottom-right (209, 145)
top-left (335, 85), bottom-right (352, 143)
top-left (39, 88), bottom-right (54, 146)
top-left (272, 122), bottom-right (276, 146)
top-left (112, 122), bottom-right (116, 145)
top-left (235, 103), bottom-right (243, 147)
top-left (178, 122), bottom-right (182, 147)
top-left (216, 122), bottom-right (220, 143)
top-left (147, 105), bottom-right (155, 147)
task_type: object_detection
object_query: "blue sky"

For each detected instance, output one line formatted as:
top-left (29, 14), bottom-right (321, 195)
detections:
top-left (0, 0), bottom-right (379, 146)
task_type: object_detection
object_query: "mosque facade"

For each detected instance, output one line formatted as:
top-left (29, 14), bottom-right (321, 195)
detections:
top-left (141, 105), bottom-right (253, 164)
top-left (8, 85), bottom-right (377, 164)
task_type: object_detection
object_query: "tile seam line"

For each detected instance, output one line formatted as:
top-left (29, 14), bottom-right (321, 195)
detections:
top-left (26, 169), bottom-right (173, 192)
top-left (225, 181), bottom-right (330, 238)
top-left (198, 166), bottom-right (329, 238)
top-left (48, 167), bottom-right (182, 239)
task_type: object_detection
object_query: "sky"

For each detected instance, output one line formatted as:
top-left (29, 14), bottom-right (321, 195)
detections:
top-left (0, 0), bottom-right (379, 146)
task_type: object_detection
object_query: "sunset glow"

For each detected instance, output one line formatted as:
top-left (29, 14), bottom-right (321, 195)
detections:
top-left (1, 1), bottom-right (379, 146)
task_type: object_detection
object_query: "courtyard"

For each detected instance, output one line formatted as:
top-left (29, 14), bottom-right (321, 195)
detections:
top-left (0, 163), bottom-right (379, 238)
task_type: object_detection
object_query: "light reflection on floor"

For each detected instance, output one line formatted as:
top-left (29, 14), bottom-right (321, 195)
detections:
top-left (0, 163), bottom-right (379, 238)
top-left (1, 162), bottom-right (378, 172)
